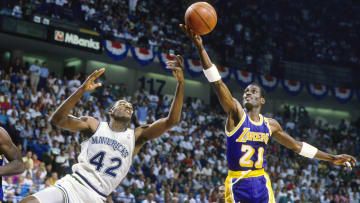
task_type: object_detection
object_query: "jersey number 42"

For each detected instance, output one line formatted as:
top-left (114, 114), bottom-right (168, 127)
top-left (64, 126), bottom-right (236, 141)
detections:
top-left (89, 151), bottom-right (122, 177)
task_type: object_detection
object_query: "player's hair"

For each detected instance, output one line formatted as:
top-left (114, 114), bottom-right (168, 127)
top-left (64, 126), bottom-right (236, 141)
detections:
top-left (248, 82), bottom-right (266, 98)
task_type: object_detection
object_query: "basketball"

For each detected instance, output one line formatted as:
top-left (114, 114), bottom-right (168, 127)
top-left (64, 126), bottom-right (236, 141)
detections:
top-left (185, 2), bottom-right (217, 35)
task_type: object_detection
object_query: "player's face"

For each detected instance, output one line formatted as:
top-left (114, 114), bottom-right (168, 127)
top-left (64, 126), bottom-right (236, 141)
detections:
top-left (242, 85), bottom-right (265, 108)
top-left (110, 100), bottom-right (133, 121)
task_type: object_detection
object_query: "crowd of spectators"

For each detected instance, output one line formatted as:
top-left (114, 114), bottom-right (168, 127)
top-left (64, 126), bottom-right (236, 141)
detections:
top-left (0, 58), bottom-right (359, 202)
top-left (1, 0), bottom-right (359, 72)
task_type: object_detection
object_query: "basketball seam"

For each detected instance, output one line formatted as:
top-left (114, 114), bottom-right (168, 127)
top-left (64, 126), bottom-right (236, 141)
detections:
top-left (203, 5), bottom-right (217, 23)
top-left (193, 8), bottom-right (211, 32)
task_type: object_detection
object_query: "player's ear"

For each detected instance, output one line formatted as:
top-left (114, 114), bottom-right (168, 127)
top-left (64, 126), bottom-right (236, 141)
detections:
top-left (261, 97), bottom-right (265, 105)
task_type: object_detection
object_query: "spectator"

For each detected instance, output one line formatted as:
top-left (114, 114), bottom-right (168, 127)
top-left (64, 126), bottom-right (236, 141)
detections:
top-left (29, 60), bottom-right (41, 91)
top-left (22, 151), bottom-right (34, 170)
top-left (39, 62), bottom-right (49, 89)
top-left (118, 187), bottom-right (135, 203)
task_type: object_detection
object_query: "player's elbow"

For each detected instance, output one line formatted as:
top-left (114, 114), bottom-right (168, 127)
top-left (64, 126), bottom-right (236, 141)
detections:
top-left (166, 117), bottom-right (180, 127)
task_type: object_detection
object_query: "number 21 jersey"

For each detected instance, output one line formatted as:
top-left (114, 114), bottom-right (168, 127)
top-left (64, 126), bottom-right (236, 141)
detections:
top-left (225, 109), bottom-right (272, 171)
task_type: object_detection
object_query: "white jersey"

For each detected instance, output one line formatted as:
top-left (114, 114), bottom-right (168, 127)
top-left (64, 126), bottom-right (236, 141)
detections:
top-left (72, 122), bottom-right (135, 198)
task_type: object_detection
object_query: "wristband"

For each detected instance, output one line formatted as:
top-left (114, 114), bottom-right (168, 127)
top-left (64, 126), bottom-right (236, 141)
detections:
top-left (203, 64), bottom-right (221, 82)
top-left (299, 142), bottom-right (318, 159)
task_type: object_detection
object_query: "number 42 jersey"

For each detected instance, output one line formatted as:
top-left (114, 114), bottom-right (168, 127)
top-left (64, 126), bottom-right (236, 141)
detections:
top-left (225, 109), bottom-right (272, 171)
top-left (72, 122), bottom-right (135, 197)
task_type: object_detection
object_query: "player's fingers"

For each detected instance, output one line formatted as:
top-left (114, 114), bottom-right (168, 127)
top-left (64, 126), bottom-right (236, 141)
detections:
top-left (179, 24), bottom-right (190, 36)
top-left (95, 83), bottom-right (102, 88)
top-left (88, 70), bottom-right (98, 78)
top-left (176, 55), bottom-right (184, 65)
top-left (172, 67), bottom-right (182, 72)
top-left (95, 68), bottom-right (105, 77)
top-left (166, 65), bottom-right (175, 70)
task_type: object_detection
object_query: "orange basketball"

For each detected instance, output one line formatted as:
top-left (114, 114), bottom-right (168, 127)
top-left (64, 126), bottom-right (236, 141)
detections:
top-left (185, 2), bottom-right (217, 35)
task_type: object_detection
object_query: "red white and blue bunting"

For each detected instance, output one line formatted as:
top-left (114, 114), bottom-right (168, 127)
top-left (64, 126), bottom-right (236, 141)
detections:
top-left (282, 80), bottom-right (303, 96)
top-left (130, 46), bottom-right (155, 66)
top-left (185, 59), bottom-right (203, 77)
top-left (217, 65), bottom-right (231, 83)
top-left (103, 40), bottom-right (128, 61)
top-left (158, 52), bottom-right (175, 73)
top-left (331, 87), bottom-right (353, 104)
top-left (101, 41), bottom-right (357, 103)
top-left (258, 75), bottom-right (279, 92)
top-left (307, 84), bottom-right (329, 100)
top-left (234, 70), bottom-right (255, 87)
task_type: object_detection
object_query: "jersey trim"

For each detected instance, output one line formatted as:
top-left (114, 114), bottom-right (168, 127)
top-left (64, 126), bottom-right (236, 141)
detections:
top-left (264, 117), bottom-right (272, 136)
top-left (225, 108), bottom-right (246, 137)
top-left (55, 184), bottom-right (70, 203)
top-left (74, 172), bottom-right (107, 198)
top-left (248, 114), bottom-right (264, 126)
top-left (228, 168), bottom-right (266, 178)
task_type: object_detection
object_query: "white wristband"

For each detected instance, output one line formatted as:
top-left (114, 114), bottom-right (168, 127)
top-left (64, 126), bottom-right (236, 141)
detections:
top-left (203, 64), bottom-right (221, 82)
top-left (299, 142), bottom-right (318, 159)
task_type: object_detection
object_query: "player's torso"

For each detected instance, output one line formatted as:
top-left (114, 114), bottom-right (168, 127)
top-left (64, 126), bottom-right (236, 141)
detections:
top-left (225, 109), bottom-right (272, 171)
top-left (72, 122), bottom-right (135, 196)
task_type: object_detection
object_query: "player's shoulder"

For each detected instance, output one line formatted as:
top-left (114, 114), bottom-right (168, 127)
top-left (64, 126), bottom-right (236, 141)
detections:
top-left (264, 117), bottom-right (282, 131)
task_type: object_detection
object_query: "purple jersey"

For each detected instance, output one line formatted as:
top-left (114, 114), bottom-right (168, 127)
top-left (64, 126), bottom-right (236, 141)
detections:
top-left (225, 109), bottom-right (272, 171)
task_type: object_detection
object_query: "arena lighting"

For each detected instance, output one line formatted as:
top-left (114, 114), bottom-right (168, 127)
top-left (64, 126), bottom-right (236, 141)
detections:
top-left (305, 107), bottom-right (350, 118)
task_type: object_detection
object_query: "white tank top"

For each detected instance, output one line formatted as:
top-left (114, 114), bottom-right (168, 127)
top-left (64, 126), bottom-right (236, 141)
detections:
top-left (72, 122), bottom-right (135, 198)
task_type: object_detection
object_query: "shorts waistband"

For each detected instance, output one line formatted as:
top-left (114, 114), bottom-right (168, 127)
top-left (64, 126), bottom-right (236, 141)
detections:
top-left (227, 169), bottom-right (265, 178)
top-left (73, 172), bottom-right (107, 199)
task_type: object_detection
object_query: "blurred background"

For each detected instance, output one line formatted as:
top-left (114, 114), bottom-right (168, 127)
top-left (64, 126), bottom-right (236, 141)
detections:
top-left (0, 0), bottom-right (359, 202)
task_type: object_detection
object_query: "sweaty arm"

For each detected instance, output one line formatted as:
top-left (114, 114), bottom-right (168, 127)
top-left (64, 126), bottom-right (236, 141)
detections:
top-left (269, 118), bottom-right (356, 167)
top-left (180, 24), bottom-right (242, 119)
top-left (49, 69), bottom-right (105, 133)
top-left (49, 87), bottom-right (98, 133)
top-left (134, 81), bottom-right (184, 154)
top-left (0, 127), bottom-right (25, 176)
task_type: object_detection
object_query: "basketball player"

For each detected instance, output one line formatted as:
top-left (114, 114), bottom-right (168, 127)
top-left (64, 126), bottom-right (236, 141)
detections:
top-left (20, 55), bottom-right (185, 203)
top-left (180, 24), bottom-right (357, 203)
top-left (0, 127), bottom-right (26, 202)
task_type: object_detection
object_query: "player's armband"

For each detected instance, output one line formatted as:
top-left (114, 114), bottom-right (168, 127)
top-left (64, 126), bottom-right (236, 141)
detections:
top-left (203, 64), bottom-right (221, 82)
top-left (299, 142), bottom-right (318, 159)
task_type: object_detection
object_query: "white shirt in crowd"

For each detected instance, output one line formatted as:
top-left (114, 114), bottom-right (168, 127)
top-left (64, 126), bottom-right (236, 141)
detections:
top-left (29, 64), bottom-right (41, 76)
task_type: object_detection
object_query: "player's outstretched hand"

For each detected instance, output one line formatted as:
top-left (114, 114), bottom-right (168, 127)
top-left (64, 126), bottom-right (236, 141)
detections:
top-left (332, 154), bottom-right (357, 170)
top-left (179, 24), bottom-right (203, 47)
top-left (166, 55), bottom-right (184, 83)
top-left (81, 68), bottom-right (105, 91)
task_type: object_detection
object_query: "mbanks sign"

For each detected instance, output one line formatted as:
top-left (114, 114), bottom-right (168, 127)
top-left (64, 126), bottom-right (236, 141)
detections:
top-left (51, 29), bottom-right (101, 53)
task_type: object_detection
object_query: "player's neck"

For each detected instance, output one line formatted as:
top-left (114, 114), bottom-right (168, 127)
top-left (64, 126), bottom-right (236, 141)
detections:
top-left (108, 120), bottom-right (128, 132)
top-left (246, 108), bottom-right (261, 122)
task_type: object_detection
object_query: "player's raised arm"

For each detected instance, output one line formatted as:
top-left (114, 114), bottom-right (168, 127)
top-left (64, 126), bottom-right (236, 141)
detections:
top-left (49, 68), bottom-right (105, 133)
top-left (134, 55), bottom-right (184, 150)
top-left (269, 118), bottom-right (357, 170)
top-left (0, 127), bottom-right (25, 176)
top-left (180, 24), bottom-right (242, 118)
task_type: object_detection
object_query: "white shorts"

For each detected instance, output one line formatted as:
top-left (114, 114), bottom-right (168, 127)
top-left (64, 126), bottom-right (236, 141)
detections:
top-left (33, 174), bottom-right (105, 203)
